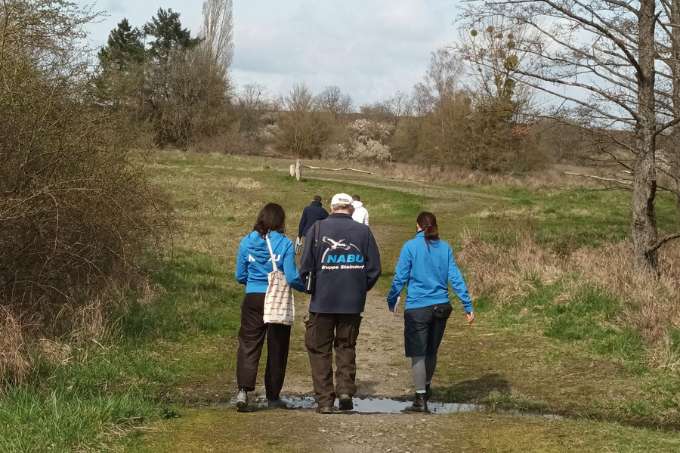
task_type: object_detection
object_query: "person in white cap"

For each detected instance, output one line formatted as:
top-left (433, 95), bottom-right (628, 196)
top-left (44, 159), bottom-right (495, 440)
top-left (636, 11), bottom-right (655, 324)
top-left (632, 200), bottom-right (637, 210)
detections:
top-left (299, 193), bottom-right (381, 414)
top-left (351, 195), bottom-right (369, 226)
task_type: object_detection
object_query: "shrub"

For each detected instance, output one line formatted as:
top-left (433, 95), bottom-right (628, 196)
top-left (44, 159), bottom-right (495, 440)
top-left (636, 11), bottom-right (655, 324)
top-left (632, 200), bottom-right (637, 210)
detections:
top-left (324, 119), bottom-right (393, 162)
top-left (275, 84), bottom-right (332, 158)
top-left (145, 47), bottom-right (232, 148)
top-left (0, 0), bottom-right (170, 382)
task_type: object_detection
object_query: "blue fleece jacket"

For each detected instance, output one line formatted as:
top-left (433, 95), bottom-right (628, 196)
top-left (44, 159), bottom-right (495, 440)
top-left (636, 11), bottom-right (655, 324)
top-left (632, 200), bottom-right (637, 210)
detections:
top-left (236, 231), bottom-right (305, 293)
top-left (387, 232), bottom-right (473, 313)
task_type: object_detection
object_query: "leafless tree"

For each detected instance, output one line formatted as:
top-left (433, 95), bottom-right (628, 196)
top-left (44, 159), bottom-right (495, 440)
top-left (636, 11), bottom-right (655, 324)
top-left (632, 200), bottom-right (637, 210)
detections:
top-left (465, 0), bottom-right (678, 273)
top-left (658, 0), bottom-right (680, 217)
top-left (413, 48), bottom-right (463, 115)
top-left (237, 83), bottom-right (268, 135)
top-left (201, 0), bottom-right (234, 73)
top-left (456, 16), bottom-right (536, 121)
top-left (276, 83), bottom-right (331, 157)
top-left (315, 86), bottom-right (353, 118)
top-left (283, 83), bottom-right (316, 113)
top-left (386, 91), bottom-right (414, 119)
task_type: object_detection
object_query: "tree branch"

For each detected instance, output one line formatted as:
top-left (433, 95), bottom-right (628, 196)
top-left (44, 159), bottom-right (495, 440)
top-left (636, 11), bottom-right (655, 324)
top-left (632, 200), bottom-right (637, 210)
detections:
top-left (649, 233), bottom-right (680, 253)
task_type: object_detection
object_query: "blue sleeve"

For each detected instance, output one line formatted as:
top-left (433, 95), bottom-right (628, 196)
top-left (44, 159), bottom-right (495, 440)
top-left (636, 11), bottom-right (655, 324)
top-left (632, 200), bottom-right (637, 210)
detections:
top-left (447, 245), bottom-right (473, 313)
top-left (282, 241), bottom-right (305, 292)
top-left (235, 238), bottom-right (249, 285)
top-left (387, 243), bottom-right (412, 308)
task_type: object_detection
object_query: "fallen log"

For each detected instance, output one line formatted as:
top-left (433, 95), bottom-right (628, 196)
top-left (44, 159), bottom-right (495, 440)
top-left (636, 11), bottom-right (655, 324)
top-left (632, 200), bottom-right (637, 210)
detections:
top-left (302, 164), bottom-right (373, 175)
top-left (564, 172), bottom-right (632, 186)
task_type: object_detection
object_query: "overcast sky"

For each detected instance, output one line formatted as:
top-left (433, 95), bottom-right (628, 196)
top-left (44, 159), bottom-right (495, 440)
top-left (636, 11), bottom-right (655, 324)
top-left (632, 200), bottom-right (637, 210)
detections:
top-left (82, 1), bottom-right (459, 105)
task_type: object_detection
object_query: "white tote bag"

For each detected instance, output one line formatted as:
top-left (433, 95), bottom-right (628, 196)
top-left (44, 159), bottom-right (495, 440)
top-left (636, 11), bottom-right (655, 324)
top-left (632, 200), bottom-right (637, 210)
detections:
top-left (263, 234), bottom-right (295, 325)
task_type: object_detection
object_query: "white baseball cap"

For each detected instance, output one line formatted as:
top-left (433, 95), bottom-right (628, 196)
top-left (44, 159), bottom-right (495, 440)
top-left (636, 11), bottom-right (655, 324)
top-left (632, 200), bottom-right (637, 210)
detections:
top-left (331, 193), bottom-right (353, 207)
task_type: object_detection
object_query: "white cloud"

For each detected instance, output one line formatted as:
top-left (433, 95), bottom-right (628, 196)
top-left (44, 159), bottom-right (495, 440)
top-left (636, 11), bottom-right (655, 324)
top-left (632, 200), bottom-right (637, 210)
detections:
top-left (80, 0), bottom-right (459, 104)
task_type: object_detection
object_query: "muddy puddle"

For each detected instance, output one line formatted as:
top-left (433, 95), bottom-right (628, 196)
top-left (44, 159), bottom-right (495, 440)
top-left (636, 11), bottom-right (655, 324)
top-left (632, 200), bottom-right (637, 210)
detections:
top-left (230, 395), bottom-right (561, 419)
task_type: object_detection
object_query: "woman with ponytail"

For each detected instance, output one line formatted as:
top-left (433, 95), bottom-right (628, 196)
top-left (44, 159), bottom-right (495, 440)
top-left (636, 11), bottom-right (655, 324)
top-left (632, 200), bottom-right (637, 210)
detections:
top-left (386, 212), bottom-right (474, 412)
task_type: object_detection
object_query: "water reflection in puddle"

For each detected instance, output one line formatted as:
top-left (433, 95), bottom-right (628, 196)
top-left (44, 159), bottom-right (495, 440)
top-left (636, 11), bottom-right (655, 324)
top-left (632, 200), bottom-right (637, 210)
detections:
top-left (235, 395), bottom-right (533, 416)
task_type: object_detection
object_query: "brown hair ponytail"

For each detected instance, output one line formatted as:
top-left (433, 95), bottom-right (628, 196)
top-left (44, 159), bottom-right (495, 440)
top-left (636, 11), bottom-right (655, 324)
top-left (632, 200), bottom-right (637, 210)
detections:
top-left (416, 211), bottom-right (439, 242)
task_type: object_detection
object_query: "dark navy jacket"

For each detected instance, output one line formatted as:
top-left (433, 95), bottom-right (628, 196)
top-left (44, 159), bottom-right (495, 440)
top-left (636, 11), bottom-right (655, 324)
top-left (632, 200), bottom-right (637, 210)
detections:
top-left (298, 201), bottom-right (329, 238)
top-left (300, 214), bottom-right (381, 314)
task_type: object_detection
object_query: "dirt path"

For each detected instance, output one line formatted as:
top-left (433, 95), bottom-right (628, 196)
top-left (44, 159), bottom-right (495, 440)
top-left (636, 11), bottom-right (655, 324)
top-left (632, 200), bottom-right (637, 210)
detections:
top-left (277, 293), bottom-right (412, 399)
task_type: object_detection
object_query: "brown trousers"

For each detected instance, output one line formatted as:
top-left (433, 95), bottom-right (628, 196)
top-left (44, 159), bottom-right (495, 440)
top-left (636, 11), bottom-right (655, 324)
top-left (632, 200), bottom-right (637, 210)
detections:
top-left (236, 293), bottom-right (291, 400)
top-left (304, 312), bottom-right (362, 406)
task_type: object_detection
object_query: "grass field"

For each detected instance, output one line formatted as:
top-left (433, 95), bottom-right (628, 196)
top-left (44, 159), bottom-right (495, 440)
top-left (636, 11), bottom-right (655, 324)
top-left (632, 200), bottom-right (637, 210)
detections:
top-left (2, 151), bottom-right (680, 452)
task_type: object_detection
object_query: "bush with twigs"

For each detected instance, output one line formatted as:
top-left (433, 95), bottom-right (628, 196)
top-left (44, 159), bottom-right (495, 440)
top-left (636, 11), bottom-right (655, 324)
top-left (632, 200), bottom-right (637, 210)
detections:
top-left (0, 0), bottom-right (171, 384)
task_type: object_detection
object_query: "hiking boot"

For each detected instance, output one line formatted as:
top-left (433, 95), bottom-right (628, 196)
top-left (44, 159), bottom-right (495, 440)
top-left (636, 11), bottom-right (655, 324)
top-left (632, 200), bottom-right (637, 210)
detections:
top-left (317, 405), bottom-right (337, 414)
top-left (267, 398), bottom-right (289, 410)
top-left (235, 389), bottom-right (248, 412)
top-left (404, 393), bottom-right (429, 413)
top-left (338, 394), bottom-right (353, 411)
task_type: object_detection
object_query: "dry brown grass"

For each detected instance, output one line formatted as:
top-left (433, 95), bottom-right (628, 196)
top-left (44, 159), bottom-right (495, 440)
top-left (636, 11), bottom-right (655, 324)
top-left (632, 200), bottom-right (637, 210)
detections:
top-left (459, 231), bottom-right (680, 367)
top-left (379, 162), bottom-right (609, 189)
top-left (573, 242), bottom-right (680, 368)
top-left (459, 230), bottom-right (562, 303)
top-left (0, 308), bottom-right (31, 385)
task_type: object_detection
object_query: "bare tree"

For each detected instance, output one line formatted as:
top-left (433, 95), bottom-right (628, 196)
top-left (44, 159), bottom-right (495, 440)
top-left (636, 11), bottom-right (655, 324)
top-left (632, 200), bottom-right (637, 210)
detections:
top-left (237, 83), bottom-right (267, 135)
top-left (315, 86), bottom-right (353, 118)
top-left (465, 0), bottom-right (678, 273)
top-left (284, 83), bottom-right (316, 113)
top-left (413, 48), bottom-right (462, 115)
top-left (658, 0), bottom-right (680, 218)
top-left (276, 83), bottom-right (331, 157)
top-left (386, 91), bottom-right (414, 119)
top-left (456, 16), bottom-right (536, 121)
top-left (201, 0), bottom-right (234, 72)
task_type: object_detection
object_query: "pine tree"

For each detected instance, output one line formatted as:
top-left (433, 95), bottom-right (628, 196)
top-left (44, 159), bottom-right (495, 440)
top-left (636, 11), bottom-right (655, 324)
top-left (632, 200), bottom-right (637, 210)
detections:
top-left (144, 8), bottom-right (201, 64)
top-left (98, 19), bottom-right (145, 71)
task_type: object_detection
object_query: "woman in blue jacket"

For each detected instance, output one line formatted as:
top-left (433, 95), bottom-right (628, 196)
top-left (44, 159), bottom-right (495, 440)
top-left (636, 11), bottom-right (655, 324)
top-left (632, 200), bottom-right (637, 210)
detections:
top-left (235, 203), bottom-right (305, 410)
top-left (387, 212), bottom-right (474, 412)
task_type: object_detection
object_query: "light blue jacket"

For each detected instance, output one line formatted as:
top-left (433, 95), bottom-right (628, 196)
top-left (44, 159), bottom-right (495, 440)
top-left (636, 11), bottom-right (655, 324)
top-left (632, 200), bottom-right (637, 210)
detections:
top-left (387, 232), bottom-right (473, 312)
top-left (236, 231), bottom-right (305, 293)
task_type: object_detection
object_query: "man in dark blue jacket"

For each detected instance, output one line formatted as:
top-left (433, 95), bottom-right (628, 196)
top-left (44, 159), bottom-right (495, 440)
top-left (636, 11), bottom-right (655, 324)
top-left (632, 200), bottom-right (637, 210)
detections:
top-left (298, 195), bottom-right (329, 240)
top-left (300, 193), bottom-right (381, 413)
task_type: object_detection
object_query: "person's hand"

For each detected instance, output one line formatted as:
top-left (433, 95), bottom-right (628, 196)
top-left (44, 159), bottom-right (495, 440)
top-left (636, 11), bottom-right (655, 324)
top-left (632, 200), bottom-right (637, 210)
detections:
top-left (465, 312), bottom-right (475, 325)
top-left (388, 296), bottom-right (400, 315)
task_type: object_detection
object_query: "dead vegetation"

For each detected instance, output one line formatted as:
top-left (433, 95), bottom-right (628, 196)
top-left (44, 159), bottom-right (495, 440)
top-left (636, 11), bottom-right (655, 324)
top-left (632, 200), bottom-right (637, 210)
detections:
top-left (0, 309), bottom-right (31, 386)
top-left (460, 231), bottom-right (680, 368)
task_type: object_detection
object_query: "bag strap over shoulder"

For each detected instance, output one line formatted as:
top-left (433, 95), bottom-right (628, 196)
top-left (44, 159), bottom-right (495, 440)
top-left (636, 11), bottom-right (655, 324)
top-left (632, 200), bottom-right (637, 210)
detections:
top-left (265, 233), bottom-right (278, 272)
top-left (313, 221), bottom-right (321, 250)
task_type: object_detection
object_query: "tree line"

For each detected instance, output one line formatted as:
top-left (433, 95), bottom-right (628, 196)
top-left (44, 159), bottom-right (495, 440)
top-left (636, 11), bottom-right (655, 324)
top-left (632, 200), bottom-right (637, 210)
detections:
top-left (96, 2), bottom-right (233, 148)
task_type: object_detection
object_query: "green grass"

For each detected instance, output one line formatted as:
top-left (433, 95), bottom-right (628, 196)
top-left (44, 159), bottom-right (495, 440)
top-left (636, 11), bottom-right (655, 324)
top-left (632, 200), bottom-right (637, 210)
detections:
top-left (0, 250), bottom-right (243, 451)
top-left (0, 385), bottom-right (156, 452)
top-left (491, 282), bottom-right (646, 367)
top-left (123, 252), bottom-right (241, 342)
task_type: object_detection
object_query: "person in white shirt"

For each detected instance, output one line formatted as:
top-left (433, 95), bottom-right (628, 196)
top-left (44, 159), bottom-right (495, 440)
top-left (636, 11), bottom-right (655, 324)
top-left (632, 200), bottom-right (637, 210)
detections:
top-left (351, 195), bottom-right (369, 226)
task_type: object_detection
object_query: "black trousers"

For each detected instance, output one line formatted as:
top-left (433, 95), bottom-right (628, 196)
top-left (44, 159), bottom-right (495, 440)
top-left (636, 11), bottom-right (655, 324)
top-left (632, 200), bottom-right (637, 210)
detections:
top-left (236, 293), bottom-right (291, 400)
top-left (305, 312), bottom-right (362, 406)
top-left (403, 303), bottom-right (452, 357)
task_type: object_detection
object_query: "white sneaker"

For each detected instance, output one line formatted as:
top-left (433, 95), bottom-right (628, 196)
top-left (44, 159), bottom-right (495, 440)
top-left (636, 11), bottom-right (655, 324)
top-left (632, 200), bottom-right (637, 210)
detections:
top-left (236, 389), bottom-right (248, 411)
